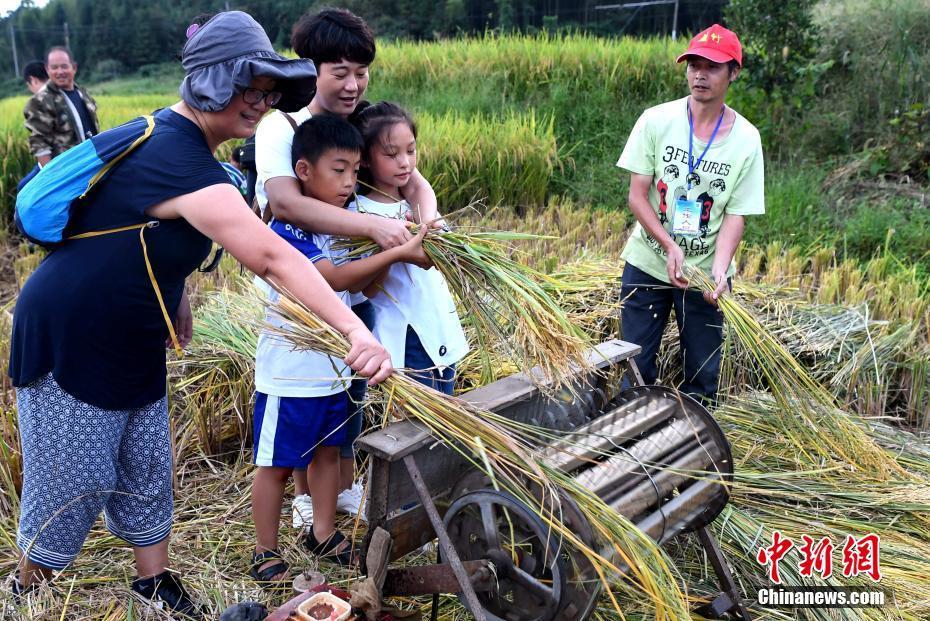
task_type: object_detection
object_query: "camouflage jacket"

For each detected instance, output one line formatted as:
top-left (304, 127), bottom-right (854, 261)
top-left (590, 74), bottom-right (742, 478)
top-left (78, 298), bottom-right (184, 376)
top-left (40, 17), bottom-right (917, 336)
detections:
top-left (23, 82), bottom-right (99, 160)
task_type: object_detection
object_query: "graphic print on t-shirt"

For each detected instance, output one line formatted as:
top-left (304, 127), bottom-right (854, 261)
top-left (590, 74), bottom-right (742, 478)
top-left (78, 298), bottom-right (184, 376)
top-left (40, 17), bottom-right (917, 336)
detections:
top-left (672, 171), bottom-right (701, 205)
top-left (656, 164), bottom-right (680, 224)
top-left (696, 178), bottom-right (726, 238)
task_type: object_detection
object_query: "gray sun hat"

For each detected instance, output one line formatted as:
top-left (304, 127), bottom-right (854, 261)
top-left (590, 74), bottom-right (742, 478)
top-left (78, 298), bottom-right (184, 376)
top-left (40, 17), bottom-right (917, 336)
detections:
top-left (180, 11), bottom-right (316, 113)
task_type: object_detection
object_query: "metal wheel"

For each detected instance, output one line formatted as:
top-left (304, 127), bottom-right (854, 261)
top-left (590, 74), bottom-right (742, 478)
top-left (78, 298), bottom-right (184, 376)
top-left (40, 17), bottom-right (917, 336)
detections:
top-left (443, 489), bottom-right (565, 621)
top-left (548, 493), bottom-right (601, 621)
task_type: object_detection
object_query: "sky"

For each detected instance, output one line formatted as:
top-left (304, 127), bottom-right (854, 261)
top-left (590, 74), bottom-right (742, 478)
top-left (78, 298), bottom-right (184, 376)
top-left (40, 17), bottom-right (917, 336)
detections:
top-left (1, 0), bottom-right (51, 17)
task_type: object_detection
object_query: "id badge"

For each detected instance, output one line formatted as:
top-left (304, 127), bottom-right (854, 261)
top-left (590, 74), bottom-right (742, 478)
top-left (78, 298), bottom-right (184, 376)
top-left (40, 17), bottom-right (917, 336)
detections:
top-left (672, 197), bottom-right (701, 237)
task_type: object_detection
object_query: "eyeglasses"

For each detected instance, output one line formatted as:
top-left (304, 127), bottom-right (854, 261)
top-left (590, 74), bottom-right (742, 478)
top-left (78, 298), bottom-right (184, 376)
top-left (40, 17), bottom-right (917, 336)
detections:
top-left (241, 87), bottom-right (282, 107)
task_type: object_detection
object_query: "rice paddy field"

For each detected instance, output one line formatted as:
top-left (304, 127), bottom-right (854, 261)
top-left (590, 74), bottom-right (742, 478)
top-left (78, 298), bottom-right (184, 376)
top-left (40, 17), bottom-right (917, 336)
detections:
top-left (0, 21), bottom-right (929, 621)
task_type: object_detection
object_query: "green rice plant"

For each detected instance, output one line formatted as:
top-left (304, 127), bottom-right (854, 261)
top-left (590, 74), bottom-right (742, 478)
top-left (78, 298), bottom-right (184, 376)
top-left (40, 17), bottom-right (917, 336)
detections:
top-left (417, 110), bottom-right (559, 209)
top-left (371, 32), bottom-right (684, 205)
top-left (0, 94), bottom-right (558, 227)
top-left (375, 32), bottom-right (680, 109)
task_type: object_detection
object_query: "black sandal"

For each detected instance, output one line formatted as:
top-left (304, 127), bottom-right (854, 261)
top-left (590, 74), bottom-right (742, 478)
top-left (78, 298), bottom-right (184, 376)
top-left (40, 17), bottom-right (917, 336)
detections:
top-left (249, 549), bottom-right (290, 588)
top-left (304, 526), bottom-right (358, 566)
top-left (131, 571), bottom-right (207, 620)
top-left (9, 573), bottom-right (40, 604)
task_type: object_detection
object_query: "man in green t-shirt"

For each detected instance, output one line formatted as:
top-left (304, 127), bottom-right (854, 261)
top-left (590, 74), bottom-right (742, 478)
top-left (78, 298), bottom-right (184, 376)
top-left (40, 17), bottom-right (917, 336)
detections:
top-left (617, 24), bottom-right (765, 403)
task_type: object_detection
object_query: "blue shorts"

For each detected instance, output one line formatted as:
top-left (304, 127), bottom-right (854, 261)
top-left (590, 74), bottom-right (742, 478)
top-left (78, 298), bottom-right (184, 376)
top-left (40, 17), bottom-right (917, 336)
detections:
top-left (253, 392), bottom-right (349, 468)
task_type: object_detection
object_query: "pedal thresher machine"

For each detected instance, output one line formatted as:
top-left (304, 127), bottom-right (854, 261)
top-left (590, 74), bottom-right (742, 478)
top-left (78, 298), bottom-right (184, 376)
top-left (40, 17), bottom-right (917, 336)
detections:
top-left (276, 339), bottom-right (752, 621)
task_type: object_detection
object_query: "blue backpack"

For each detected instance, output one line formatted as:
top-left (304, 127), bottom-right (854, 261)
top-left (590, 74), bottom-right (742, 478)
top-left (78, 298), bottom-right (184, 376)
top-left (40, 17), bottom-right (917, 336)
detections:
top-left (15, 114), bottom-right (185, 356)
top-left (15, 114), bottom-right (155, 246)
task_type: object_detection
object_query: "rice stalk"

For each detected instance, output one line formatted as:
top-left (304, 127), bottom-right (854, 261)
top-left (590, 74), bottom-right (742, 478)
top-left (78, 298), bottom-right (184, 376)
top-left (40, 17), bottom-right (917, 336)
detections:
top-left (335, 218), bottom-right (593, 390)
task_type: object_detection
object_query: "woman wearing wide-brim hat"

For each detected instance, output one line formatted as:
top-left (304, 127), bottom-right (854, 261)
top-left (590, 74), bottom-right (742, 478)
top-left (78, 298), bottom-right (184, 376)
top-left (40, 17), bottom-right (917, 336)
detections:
top-left (8, 12), bottom-right (392, 618)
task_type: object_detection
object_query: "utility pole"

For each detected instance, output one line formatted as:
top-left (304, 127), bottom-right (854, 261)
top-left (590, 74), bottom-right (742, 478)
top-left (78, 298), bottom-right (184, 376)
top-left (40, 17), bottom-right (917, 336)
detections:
top-left (9, 21), bottom-right (19, 78)
top-left (671, 0), bottom-right (679, 40)
top-left (63, 21), bottom-right (70, 50)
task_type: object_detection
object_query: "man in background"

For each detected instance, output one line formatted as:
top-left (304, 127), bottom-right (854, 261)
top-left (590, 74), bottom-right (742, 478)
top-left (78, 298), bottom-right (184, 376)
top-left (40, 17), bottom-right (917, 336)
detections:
top-left (17, 61), bottom-right (49, 191)
top-left (24, 46), bottom-right (99, 168)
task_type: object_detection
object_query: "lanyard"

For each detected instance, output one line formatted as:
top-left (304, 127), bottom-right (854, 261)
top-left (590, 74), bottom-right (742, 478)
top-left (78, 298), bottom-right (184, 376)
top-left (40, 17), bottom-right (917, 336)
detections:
top-left (687, 100), bottom-right (725, 190)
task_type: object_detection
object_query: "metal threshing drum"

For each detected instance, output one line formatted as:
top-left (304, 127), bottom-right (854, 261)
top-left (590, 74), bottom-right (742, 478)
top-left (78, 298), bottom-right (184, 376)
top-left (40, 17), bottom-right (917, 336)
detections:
top-left (444, 384), bottom-right (734, 621)
top-left (548, 385), bottom-right (733, 542)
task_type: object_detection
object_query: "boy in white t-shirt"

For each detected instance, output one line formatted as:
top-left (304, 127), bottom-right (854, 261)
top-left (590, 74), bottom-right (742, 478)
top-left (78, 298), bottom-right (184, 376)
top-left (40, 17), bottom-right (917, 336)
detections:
top-left (250, 115), bottom-right (427, 584)
top-left (616, 24), bottom-right (765, 404)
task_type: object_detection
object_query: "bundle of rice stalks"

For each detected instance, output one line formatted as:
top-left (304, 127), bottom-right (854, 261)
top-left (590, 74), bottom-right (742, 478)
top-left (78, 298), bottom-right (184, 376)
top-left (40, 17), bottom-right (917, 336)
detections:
top-left (169, 285), bottom-right (261, 459)
top-left (685, 266), bottom-right (903, 480)
top-left (337, 218), bottom-right (593, 389)
top-left (267, 289), bottom-right (694, 620)
top-left (454, 256), bottom-right (626, 391)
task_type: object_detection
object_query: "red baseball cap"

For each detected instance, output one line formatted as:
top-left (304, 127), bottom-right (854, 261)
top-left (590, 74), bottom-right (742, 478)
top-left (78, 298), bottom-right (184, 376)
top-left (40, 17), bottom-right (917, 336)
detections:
top-left (676, 24), bottom-right (742, 67)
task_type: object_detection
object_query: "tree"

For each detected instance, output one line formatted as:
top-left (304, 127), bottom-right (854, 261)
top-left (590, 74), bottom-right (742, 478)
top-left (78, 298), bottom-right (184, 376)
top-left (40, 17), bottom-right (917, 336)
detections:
top-left (496, 0), bottom-right (514, 31)
top-left (724, 0), bottom-right (820, 98)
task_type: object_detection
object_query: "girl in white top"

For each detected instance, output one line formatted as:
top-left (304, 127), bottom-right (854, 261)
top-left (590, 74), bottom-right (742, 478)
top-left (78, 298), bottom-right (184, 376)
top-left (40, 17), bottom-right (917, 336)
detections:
top-left (350, 101), bottom-right (468, 394)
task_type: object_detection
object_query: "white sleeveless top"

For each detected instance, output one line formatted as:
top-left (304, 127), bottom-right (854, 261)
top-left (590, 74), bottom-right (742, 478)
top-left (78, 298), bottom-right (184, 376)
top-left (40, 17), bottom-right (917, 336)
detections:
top-left (355, 195), bottom-right (468, 369)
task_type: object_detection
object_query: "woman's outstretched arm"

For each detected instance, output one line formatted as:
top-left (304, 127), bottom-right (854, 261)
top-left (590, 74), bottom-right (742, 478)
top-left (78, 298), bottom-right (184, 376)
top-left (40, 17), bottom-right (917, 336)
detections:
top-left (147, 183), bottom-right (393, 384)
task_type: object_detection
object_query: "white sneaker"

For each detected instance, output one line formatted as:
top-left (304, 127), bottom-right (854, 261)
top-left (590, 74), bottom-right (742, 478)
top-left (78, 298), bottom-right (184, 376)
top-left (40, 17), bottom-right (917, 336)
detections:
top-left (292, 494), bottom-right (314, 528)
top-left (336, 482), bottom-right (367, 521)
